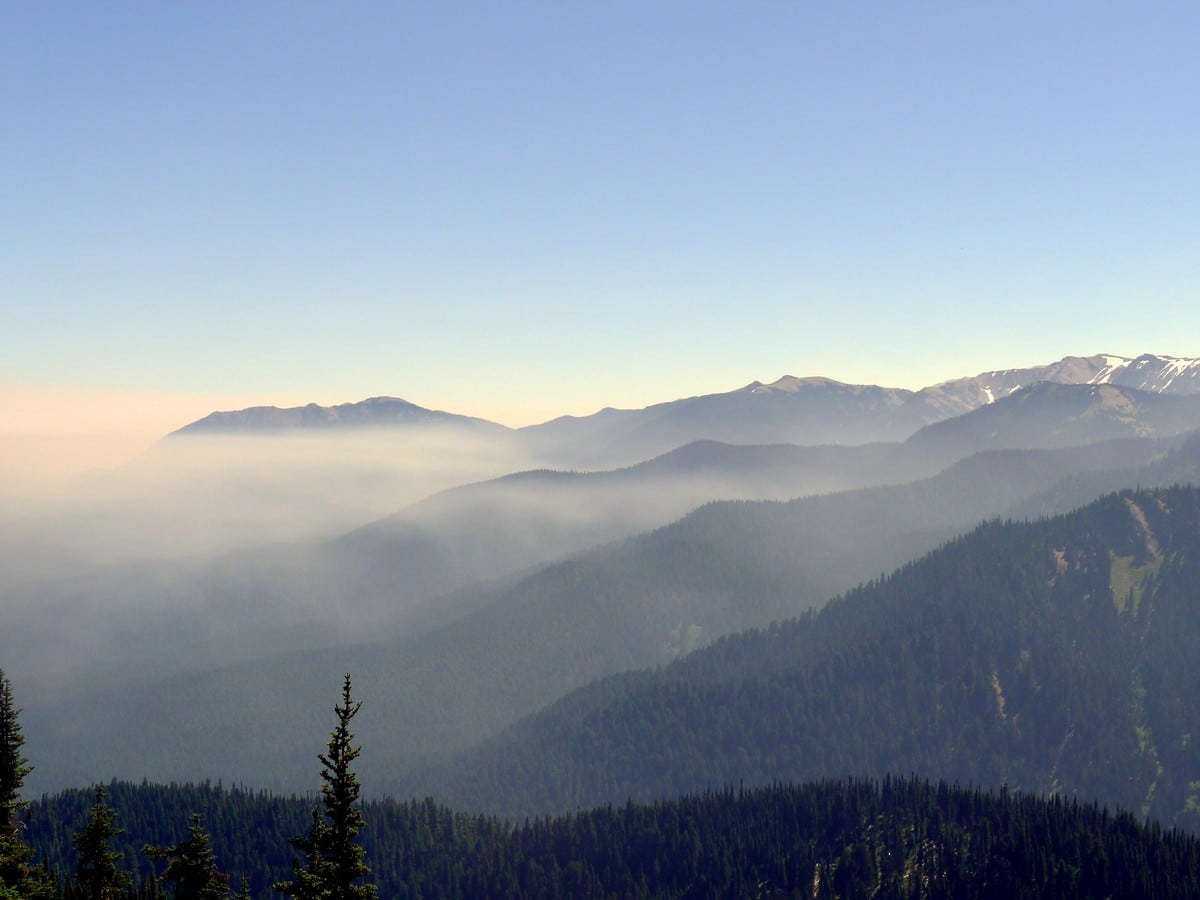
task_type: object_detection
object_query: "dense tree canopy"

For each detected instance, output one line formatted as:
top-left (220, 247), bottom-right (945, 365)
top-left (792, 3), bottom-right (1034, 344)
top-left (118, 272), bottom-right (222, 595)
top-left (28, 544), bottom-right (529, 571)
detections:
top-left (25, 777), bottom-right (1200, 899)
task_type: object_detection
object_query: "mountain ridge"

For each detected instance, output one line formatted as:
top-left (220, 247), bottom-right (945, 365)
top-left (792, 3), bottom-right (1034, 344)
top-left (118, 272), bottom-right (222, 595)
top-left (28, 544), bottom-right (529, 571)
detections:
top-left (166, 353), bottom-right (1200, 467)
top-left (412, 485), bottom-right (1200, 828)
top-left (171, 395), bottom-right (510, 436)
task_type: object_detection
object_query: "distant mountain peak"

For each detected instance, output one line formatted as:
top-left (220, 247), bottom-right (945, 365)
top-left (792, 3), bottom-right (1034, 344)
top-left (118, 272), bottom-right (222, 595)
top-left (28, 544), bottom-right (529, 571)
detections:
top-left (750, 375), bottom-right (866, 394)
top-left (170, 396), bottom-right (508, 437)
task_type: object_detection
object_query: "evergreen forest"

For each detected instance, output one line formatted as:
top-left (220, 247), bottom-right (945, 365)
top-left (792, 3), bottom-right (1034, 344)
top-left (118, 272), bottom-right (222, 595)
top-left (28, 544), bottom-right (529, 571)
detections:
top-left (21, 777), bottom-right (1200, 899)
top-left (405, 486), bottom-right (1200, 829)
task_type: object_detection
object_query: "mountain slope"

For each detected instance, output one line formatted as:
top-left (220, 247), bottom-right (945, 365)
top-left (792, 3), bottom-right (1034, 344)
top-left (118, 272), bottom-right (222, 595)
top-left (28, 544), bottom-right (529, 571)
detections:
top-left (906, 381), bottom-right (1200, 458)
top-left (418, 486), bottom-right (1200, 830)
top-left (23, 432), bottom-right (1186, 795)
top-left (520, 378), bottom-right (938, 466)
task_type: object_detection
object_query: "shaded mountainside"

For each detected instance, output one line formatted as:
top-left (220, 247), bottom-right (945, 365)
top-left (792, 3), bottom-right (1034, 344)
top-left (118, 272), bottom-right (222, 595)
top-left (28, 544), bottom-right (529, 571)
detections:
top-left (27, 777), bottom-right (1200, 899)
top-left (23, 433), bottom-right (1190, 795)
top-left (415, 486), bottom-right (1200, 830)
top-left (1013, 430), bottom-right (1200, 520)
top-left (322, 437), bottom-right (937, 627)
top-left (906, 381), bottom-right (1200, 459)
top-left (519, 378), bottom-right (941, 467)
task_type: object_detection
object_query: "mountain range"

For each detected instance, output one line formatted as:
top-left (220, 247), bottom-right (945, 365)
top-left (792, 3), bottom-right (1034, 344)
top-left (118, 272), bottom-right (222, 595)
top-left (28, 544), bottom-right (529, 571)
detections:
top-left (40, 352), bottom-right (1191, 567)
top-left (168, 353), bottom-right (1200, 467)
top-left (21, 393), bottom-right (1200, 798)
top-left (9, 350), bottom-right (1200, 856)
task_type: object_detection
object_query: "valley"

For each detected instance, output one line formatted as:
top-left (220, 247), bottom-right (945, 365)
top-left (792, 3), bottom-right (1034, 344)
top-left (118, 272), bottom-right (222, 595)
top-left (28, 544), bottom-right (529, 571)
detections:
top-left (5, 353), bottom-right (1200, 897)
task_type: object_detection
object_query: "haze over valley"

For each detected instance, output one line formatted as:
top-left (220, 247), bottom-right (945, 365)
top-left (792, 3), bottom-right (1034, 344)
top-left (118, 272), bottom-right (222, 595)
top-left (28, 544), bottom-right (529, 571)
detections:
top-left (6, 5), bottom-right (1200, 895)
top-left (6, 353), bottom-right (1200, 811)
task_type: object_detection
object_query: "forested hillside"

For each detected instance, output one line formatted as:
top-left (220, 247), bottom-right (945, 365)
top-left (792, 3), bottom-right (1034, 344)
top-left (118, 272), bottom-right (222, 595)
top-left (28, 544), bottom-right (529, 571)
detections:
top-left (26, 778), bottom-right (1200, 898)
top-left (412, 486), bottom-right (1200, 828)
top-left (25, 433), bottom-right (1179, 794)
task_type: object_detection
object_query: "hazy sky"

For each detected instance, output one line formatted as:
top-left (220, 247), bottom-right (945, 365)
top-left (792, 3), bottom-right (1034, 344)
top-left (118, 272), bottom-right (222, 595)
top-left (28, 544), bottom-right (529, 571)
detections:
top-left (3, 2), bottom-right (1198, 466)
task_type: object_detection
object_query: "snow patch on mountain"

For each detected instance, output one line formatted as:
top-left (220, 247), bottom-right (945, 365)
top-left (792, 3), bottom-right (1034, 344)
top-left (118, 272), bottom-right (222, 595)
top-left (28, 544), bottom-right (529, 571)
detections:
top-left (1088, 355), bottom-right (1130, 384)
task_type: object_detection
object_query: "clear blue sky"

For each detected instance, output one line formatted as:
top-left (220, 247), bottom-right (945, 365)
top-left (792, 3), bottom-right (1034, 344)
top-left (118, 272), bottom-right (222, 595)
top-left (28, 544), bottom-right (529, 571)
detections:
top-left (3, 2), bottom-right (1197, 428)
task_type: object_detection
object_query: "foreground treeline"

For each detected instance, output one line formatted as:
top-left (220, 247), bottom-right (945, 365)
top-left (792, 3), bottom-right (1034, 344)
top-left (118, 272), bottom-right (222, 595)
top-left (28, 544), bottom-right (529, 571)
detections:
top-left (22, 776), bottom-right (1200, 899)
top-left (3, 672), bottom-right (374, 899)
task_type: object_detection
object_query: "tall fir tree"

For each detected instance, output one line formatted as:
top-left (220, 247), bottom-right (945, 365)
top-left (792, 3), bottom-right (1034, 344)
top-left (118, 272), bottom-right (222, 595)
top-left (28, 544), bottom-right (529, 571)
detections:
top-left (0, 670), bottom-right (31, 838)
top-left (276, 674), bottom-right (376, 899)
top-left (0, 670), bottom-right (56, 899)
top-left (70, 784), bottom-right (132, 899)
top-left (143, 813), bottom-right (230, 900)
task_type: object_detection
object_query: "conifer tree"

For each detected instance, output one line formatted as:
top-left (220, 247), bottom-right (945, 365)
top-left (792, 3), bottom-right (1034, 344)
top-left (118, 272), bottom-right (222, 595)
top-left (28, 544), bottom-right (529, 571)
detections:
top-left (0, 671), bottom-right (30, 839)
top-left (143, 813), bottom-right (230, 900)
top-left (0, 669), bottom-right (55, 900)
top-left (70, 785), bottom-right (132, 899)
top-left (276, 674), bottom-right (376, 899)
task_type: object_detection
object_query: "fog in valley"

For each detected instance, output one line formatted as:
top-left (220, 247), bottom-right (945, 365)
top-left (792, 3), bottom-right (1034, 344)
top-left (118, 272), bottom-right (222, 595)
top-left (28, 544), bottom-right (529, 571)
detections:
top-left (10, 428), bottom-right (530, 560)
top-left (5, 418), bottom-right (913, 698)
top-left (2, 426), bottom-right (517, 677)
top-left (1, 391), bottom-right (975, 797)
top-left (9, 379), bottom-right (1200, 796)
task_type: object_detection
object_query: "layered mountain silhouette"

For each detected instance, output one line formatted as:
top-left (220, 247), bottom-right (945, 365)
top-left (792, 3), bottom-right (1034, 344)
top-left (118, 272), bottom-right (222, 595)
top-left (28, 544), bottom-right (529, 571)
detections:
top-left (163, 353), bottom-right (1200, 468)
top-left (24, 426), bottom-right (1200, 796)
top-left (414, 484), bottom-right (1200, 831)
top-left (535, 354), bottom-right (1200, 465)
top-left (15, 381), bottom-right (1199, 684)
top-left (11, 352), bottom-right (1200, 845)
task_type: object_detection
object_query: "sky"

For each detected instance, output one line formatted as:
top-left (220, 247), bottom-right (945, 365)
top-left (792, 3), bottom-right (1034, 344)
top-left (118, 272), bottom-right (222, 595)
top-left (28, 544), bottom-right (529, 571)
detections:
top-left (3, 2), bottom-right (1198, 475)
